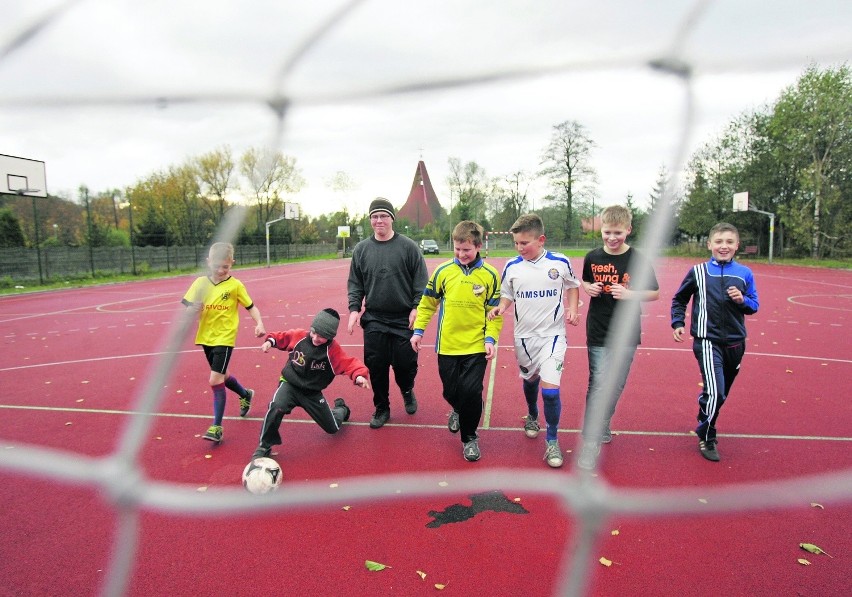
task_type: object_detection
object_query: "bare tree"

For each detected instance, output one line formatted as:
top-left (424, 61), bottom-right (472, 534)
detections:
top-left (446, 157), bottom-right (489, 224)
top-left (504, 170), bottom-right (531, 223)
top-left (240, 147), bottom-right (305, 237)
top-left (196, 146), bottom-right (235, 224)
top-left (540, 120), bottom-right (599, 241)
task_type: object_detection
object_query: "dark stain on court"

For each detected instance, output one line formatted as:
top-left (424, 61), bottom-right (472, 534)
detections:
top-left (426, 490), bottom-right (529, 527)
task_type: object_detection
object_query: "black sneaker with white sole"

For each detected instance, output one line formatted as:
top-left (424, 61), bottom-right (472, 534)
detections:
top-left (698, 440), bottom-right (720, 462)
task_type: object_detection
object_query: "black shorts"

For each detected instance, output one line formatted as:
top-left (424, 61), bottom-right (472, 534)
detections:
top-left (202, 345), bottom-right (233, 375)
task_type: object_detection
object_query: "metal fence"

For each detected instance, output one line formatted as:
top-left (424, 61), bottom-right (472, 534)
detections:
top-left (0, 243), bottom-right (336, 284)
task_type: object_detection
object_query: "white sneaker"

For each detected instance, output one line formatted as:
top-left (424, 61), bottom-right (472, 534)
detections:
top-left (544, 440), bottom-right (563, 468)
top-left (523, 415), bottom-right (540, 438)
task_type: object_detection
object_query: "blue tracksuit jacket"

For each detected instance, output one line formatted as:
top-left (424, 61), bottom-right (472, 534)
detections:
top-left (670, 258), bottom-right (759, 344)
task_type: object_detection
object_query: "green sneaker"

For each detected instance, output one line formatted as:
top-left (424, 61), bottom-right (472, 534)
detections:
top-left (203, 425), bottom-right (223, 443)
top-left (239, 389), bottom-right (254, 417)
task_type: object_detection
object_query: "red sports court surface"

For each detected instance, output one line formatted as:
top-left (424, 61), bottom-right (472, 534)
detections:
top-left (1, 257), bottom-right (850, 596)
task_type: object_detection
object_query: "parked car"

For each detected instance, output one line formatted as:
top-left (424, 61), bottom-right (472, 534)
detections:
top-left (420, 239), bottom-right (440, 254)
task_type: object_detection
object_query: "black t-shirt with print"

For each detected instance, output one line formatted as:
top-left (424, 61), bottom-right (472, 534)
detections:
top-left (582, 247), bottom-right (658, 346)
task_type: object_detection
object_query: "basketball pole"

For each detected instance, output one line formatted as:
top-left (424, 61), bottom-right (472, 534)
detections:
top-left (14, 189), bottom-right (44, 284)
top-left (749, 205), bottom-right (776, 263)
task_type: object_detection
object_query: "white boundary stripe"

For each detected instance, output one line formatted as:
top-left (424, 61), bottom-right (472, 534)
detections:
top-left (4, 344), bottom-right (848, 374)
top-left (1, 405), bottom-right (848, 442)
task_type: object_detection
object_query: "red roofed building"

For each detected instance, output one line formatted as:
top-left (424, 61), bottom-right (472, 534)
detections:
top-left (397, 160), bottom-right (444, 229)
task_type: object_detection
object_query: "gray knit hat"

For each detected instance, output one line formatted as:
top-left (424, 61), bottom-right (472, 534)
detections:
top-left (311, 308), bottom-right (340, 340)
top-left (369, 197), bottom-right (395, 220)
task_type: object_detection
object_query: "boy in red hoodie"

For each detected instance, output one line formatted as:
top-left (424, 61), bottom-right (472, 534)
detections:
top-left (250, 308), bottom-right (371, 460)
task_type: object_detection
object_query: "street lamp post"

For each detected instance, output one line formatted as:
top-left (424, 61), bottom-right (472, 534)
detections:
top-left (128, 196), bottom-right (137, 275)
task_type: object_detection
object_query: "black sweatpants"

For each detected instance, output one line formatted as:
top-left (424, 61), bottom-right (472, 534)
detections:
top-left (257, 379), bottom-right (347, 447)
top-left (692, 338), bottom-right (745, 443)
top-left (363, 328), bottom-right (418, 411)
top-left (438, 353), bottom-right (487, 443)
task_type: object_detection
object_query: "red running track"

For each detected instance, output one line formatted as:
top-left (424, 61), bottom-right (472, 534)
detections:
top-left (0, 257), bottom-right (850, 596)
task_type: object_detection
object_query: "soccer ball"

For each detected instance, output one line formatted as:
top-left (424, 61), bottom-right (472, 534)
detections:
top-left (242, 457), bottom-right (283, 494)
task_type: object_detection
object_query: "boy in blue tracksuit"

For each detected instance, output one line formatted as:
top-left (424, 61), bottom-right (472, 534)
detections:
top-left (671, 222), bottom-right (759, 462)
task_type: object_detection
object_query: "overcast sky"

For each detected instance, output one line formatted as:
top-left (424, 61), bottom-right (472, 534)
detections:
top-left (1, 0), bottom-right (850, 218)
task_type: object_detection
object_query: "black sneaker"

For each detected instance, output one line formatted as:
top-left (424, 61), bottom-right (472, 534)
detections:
top-left (334, 398), bottom-right (351, 422)
top-left (239, 389), bottom-right (254, 417)
top-left (252, 444), bottom-right (271, 459)
top-left (698, 440), bottom-right (720, 462)
top-left (463, 437), bottom-right (481, 462)
top-left (369, 408), bottom-right (390, 429)
top-left (403, 390), bottom-right (418, 415)
top-left (447, 410), bottom-right (460, 433)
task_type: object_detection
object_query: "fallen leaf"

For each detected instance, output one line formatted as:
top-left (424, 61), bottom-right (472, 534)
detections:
top-left (611, 530), bottom-right (620, 536)
top-left (417, 570), bottom-right (426, 580)
top-left (434, 583), bottom-right (446, 590)
top-left (65, 422), bottom-right (72, 426)
top-left (76, 398), bottom-right (84, 403)
top-left (797, 558), bottom-right (811, 566)
top-left (513, 497), bottom-right (521, 502)
top-left (698, 498), bottom-right (708, 504)
top-left (204, 454), bottom-right (212, 459)
top-left (599, 557), bottom-right (612, 567)
top-left (810, 503), bottom-right (824, 509)
top-left (799, 543), bottom-right (832, 558)
top-left (365, 560), bottom-right (391, 571)
top-left (786, 369), bottom-right (793, 373)
top-left (342, 506), bottom-right (351, 511)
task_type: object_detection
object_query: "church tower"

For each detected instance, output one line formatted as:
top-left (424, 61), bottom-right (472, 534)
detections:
top-left (397, 160), bottom-right (443, 229)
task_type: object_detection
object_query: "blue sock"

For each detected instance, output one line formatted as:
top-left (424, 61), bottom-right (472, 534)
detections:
top-left (212, 383), bottom-right (227, 425)
top-left (225, 375), bottom-right (247, 397)
top-left (523, 378), bottom-right (539, 419)
top-left (541, 388), bottom-right (561, 441)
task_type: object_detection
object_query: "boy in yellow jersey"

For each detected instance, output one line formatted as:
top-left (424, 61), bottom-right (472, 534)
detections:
top-left (182, 242), bottom-right (266, 443)
top-left (410, 221), bottom-right (503, 462)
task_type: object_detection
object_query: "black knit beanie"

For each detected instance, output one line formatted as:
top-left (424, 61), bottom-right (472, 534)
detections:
top-left (369, 197), bottom-right (395, 220)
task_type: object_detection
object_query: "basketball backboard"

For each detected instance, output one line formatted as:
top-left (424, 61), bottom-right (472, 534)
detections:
top-left (1, 154), bottom-right (47, 197)
top-left (732, 191), bottom-right (749, 212)
top-left (284, 201), bottom-right (300, 220)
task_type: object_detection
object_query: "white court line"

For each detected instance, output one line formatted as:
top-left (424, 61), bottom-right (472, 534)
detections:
top-left (3, 344), bottom-right (849, 373)
top-left (0, 292), bottom-right (177, 324)
top-left (0, 404), bottom-right (848, 443)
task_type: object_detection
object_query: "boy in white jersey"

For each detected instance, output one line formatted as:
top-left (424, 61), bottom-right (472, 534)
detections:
top-left (489, 214), bottom-right (580, 468)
